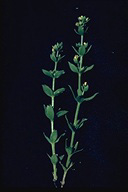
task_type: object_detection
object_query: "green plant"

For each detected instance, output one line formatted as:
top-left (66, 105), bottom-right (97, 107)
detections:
top-left (42, 15), bottom-right (98, 188)
top-left (42, 42), bottom-right (66, 185)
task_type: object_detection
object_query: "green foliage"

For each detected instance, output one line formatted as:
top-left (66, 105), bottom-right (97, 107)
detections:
top-left (75, 118), bottom-right (88, 129)
top-left (84, 64), bottom-right (94, 72)
top-left (56, 110), bottom-right (68, 117)
top-left (44, 105), bottom-right (54, 121)
top-left (59, 155), bottom-right (65, 161)
top-left (50, 42), bottom-right (64, 63)
top-left (50, 130), bottom-right (58, 143)
top-left (83, 92), bottom-right (99, 101)
top-left (54, 70), bottom-right (65, 78)
top-left (86, 45), bottom-right (92, 54)
top-left (77, 88), bottom-right (82, 96)
top-left (68, 85), bottom-right (76, 100)
top-left (42, 69), bottom-right (65, 79)
top-left (42, 15), bottom-right (99, 188)
top-left (42, 85), bottom-right (53, 97)
top-left (76, 92), bottom-right (99, 103)
top-left (74, 141), bottom-right (79, 151)
top-left (54, 88), bottom-right (65, 96)
top-left (78, 45), bottom-right (86, 56)
top-left (43, 132), bottom-right (51, 144)
top-left (65, 147), bottom-right (72, 155)
top-left (55, 133), bottom-right (65, 143)
top-left (72, 46), bottom-right (79, 55)
top-left (50, 52), bottom-right (57, 62)
top-left (68, 62), bottom-right (78, 73)
top-left (65, 115), bottom-right (74, 132)
top-left (75, 15), bottom-right (90, 35)
top-left (42, 69), bottom-right (53, 78)
top-left (51, 154), bottom-right (58, 164)
top-left (78, 26), bottom-right (84, 35)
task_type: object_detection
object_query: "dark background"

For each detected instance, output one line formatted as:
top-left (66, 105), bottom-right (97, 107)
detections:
top-left (1, 0), bottom-right (128, 190)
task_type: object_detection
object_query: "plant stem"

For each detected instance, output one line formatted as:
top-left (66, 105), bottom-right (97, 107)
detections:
top-left (61, 170), bottom-right (68, 188)
top-left (50, 60), bottom-right (58, 182)
top-left (78, 35), bottom-right (84, 90)
top-left (61, 35), bottom-right (84, 187)
top-left (65, 102), bottom-right (80, 169)
top-left (70, 101), bottom-right (81, 148)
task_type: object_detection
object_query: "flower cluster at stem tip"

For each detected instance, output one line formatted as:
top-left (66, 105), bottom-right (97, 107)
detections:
top-left (75, 15), bottom-right (90, 27)
top-left (50, 42), bottom-right (64, 63)
top-left (75, 15), bottom-right (90, 36)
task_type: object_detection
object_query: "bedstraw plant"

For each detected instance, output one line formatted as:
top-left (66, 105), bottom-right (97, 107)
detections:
top-left (42, 15), bottom-right (98, 188)
top-left (42, 42), bottom-right (66, 185)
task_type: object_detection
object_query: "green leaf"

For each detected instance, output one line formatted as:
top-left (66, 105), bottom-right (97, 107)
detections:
top-left (84, 64), bottom-right (94, 72)
top-left (76, 96), bottom-right (85, 103)
top-left (72, 148), bottom-right (84, 156)
top-left (65, 147), bottom-right (72, 155)
top-left (78, 45), bottom-right (86, 56)
top-left (76, 92), bottom-right (99, 103)
top-left (67, 162), bottom-right (74, 170)
top-left (74, 29), bottom-right (80, 35)
top-left (54, 88), bottom-right (65, 96)
top-left (79, 66), bottom-right (87, 74)
top-left (59, 155), bottom-right (65, 161)
top-left (68, 62), bottom-right (78, 73)
top-left (83, 92), bottom-right (99, 101)
top-left (58, 55), bottom-right (65, 62)
top-left (59, 162), bottom-right (66, 171)
top-left (76, 118), bottom-right (88, 129)
top-left (72, 46), bottom-right (79, 55)
top-left (44, 105), bottom-right (54, 121)
top-left (74, 141), bottom-right (79, 151)
top-left (55, 133), bottom-right (65, 143)
top-left (56, 110), bottom-right (68, 117)
top-left (65, 115), bottom-right (74, 132)
top-left (68, 85), bottom-right (76, 101)
top-left (78, 26), bottom-right (84, 35)
top-left (50, 130), bottom-right (58, 143)
top-left (77, 88), bottom-right (82, 96)
top-left (47, 153), bottom-right (51, 160)
top-left (42, 85), bottom-right (53, 97)
top-left (50, 53), bottom-right (57, 62)
top-left (43, 132), bottom-right (51, 144)
top-left (83, 85), bottom-right (89, 92)
top-left (85, 26), bottom-right (89, 33)
top-left (42, 69), bottom-right (53, 78)
top-left (86, 45), bottom-right (92, 54)
top-left (51, 154), bottom-right (58, 164)
top-left (54, 70), bottom-right (65, 78)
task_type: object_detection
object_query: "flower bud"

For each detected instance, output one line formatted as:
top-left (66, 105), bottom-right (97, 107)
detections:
top-left (78, 15), bottom-right (84, 20)
top-left (73, 55), bottom-right (79, 63)
top-left (83, 81), bottom-right (87, 86)
top-left (84, 42), bottom-right (88, 48)
top-left (86, 17), bottom-right (89, 22)
top-left (82, 82), bottom-right (89, 92)
top-left (75, 22), bottom-right (79, 26)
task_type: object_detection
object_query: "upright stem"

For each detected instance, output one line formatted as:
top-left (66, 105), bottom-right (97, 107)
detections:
top-left (70, 102), bottom-right (81, 148)
top-left (51, 60), bottom-right (58, 182)
top-left (61, 35), bottom-right (84, 187)
top-left (78, 35), bottom-right (83, 90)
top-left (70, 34), bottom-right (83, 149)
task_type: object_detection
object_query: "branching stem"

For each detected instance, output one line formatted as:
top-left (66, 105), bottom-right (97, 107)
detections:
top-left (61, 35), bottom-right (84, 187)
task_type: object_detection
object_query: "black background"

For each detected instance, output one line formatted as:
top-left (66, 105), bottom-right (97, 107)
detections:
top-left (1, 0), bottom-right (128, 191)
